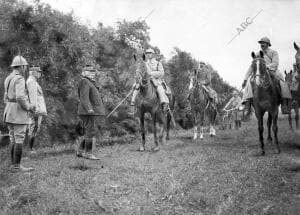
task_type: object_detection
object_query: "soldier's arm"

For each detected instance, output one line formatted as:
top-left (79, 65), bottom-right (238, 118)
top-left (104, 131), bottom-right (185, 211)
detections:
top-left (79, 79), bottom-right (93, 112)
top-left (15, 76), bottom-right (31, 111)
top-left (148, 62), bottom-right (164, 78)
top-left (267, 51), bottom-right (279, 71)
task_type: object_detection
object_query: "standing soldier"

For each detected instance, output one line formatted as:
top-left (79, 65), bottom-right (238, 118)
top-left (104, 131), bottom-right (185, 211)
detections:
top-left (3, 55), bottom-right (35, 172)
top-left (77, 65), bottom-right (105, 160)
top-left (129, 48), bottom-right (170, 114)
top-left (26, 66), bottom-right (47, 153)
top-left (241, 37), bottom-right (292, 119)
top-left (223, 90), bottom-right (242, 129)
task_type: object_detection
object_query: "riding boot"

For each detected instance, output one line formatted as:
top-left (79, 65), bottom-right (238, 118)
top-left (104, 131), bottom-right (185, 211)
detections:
top-left (242, 99), bottom-right (252, 122)
top-left (10, 143), bottom-right (15, 165)
top-left (76, 138), bottom-right (85, 157)
top-left (11, 143), bottom-right (34, 172)
top-left (29, 136), bottom-right (36, 152)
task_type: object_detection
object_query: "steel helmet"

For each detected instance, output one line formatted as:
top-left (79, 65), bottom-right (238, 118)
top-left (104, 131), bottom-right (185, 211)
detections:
top-left (10, 55), bottom-right (28, 67)
top-left (145, 48), bottom-right (155, 54)
top-left (258, 37), bottom-right (271, 46)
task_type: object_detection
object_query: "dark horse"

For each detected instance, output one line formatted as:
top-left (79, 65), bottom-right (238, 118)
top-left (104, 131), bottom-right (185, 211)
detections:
top-left (134, 54), bottom-right (174, 152)
top-left (284, 69), bottom-right (299, 130)
top-left (250, 51), bottom-right (281, 155)
top-left (188, 69), bottom-right (217, 140)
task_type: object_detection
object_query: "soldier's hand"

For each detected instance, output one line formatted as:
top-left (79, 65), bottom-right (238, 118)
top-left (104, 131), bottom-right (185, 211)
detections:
top-left (29, 104), bottom-right (36, 112)
top-left (242, 80), bottom-right (247, 89)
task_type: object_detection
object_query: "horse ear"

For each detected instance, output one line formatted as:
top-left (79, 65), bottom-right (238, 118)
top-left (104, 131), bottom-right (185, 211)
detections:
top-left (284, 70), bottom-right (287, 75)
top-left (294, 42), bottom-right (299, 51)
top-left (133, 54), bottom-right (137, 62)
top-left (259, 51), bottom-right (264, 58)
top-left (290, 70), bottom-right (293, 74)
top-left (194, 69), bottom-right (197, 75)
top-left (251, 52), bottom-right (256, 59)
top-left (142, 53), bottom-right (146, 61)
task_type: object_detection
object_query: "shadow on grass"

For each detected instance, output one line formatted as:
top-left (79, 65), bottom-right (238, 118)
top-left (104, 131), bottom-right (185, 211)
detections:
top-left (27, 148), bottom-right (75, 160)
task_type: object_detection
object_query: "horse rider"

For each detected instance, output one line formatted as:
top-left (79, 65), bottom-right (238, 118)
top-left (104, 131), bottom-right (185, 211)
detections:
top-left (26, 66), bottom-right (47, 153)
top-left (129, 48), bottom-right (170, 114)
top-left (77, 64), bottom-right (105, 160)
top-left (188, 61), bottom-right (218, 104)
top-left (3, 55), bottom-right (36, 172)
top-left (241, 37), bottom-right (292, 119)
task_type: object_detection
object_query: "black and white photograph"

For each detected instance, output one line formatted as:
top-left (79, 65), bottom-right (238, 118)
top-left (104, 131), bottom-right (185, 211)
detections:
top-left (0, 0), bottom-right (299, 214)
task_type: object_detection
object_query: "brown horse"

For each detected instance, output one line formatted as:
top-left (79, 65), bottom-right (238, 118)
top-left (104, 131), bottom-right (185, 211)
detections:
top-left (188, 69), bottom-right (217, 140)
top-left (134, 54), bottom-right (173, 152)
top-left (284, 69), bottom-right (299, 130)
top-left (250, 51), bottom-right (281, 155)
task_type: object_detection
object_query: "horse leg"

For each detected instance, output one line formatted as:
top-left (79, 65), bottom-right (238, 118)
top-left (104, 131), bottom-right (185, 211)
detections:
top-left (166, 112), bottom-right (171, 140)
top-left (258, 115), bottom-right (265, 155)
top-left (193, 113), bottom-right (198, 140)
top-left (272, 111), bottom-right (281, 154)
top-left (288, 111), bottom-right (293, 130)
top-left (139, 111), bottom-right (146, 152)
top-left (159, 115), bottom-right (167, 145)
top-left (295, 108), bottom-right (299, 129)
top-left (200, 126), bottom-right (204, 139)
top-left (267, 112), bottom-right (273, 143)
top-left (153, 114), bottom-right (160, 152)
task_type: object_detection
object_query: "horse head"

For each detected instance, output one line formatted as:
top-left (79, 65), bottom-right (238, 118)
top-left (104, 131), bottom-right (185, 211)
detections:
top-left (294, 42), bottom-right (300, 74)
top-left (251, 51), bottom-right (269, 88)
top-left (133, 53), bottom-right (149, 86)
top-left (284, 70), bottom-right (293, 88)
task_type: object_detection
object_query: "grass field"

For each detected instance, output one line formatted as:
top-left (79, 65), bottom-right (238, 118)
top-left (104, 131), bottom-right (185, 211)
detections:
top-left (0, 116), bottom-right (299, 215)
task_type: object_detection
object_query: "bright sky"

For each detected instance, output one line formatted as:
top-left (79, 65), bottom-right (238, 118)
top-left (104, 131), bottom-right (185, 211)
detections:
top-left (26, 0), bottom-right (300, 88)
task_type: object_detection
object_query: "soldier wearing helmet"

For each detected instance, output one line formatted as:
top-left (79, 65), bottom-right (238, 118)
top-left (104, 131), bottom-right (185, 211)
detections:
top-left (3, 55), bottom-right (36, 172)
top-left (129, 48), bottom-right (170, 114)
top-left (26, 66), bottom-right (47, 153)
top-left (241, 37), bottom-right (292, 119)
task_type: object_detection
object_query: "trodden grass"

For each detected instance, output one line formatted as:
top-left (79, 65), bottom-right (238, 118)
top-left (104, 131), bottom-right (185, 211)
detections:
top-left (0, 116), bottom-right (299, 214)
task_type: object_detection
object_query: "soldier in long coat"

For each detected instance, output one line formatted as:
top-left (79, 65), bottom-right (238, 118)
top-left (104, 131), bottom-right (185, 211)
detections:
top-left (26, 66), bottom-right (47, 153)
top-left (3, 56), bottom-right (35, 172)
top-left (77, 65), bottom-right (105, 160)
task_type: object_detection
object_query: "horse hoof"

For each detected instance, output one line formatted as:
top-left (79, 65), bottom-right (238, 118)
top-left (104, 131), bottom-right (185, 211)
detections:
top-left (152, 147), bottom-right (160, 152)
top-left (261, 151), bottom-right (265, 156)
top-left (137, 147), bottom-right (145, 152)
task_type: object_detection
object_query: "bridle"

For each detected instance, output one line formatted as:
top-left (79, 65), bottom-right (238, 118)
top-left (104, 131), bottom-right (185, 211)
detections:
top-left (251, 57), bottom-right (272, 89)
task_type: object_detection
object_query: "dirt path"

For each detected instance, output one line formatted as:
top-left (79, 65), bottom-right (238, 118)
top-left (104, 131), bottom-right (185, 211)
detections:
top-left (0, 119), bottom-right (300, 214)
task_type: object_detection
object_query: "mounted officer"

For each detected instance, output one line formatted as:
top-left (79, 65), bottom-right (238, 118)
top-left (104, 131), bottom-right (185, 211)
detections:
top-left (241, 37), bottom-right (292, 119)
top-left (188, 61), bottom-right (218, 104)
top-left (129, 48), bottom-right (170, 114)
top-left (77, 65), bottom-right (105, 160)
top-left (3, 55), bottom-right (35, 172)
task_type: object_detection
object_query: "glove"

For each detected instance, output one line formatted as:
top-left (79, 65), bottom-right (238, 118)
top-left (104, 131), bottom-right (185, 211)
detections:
top-left (242, 80), bottom-right (247, 89)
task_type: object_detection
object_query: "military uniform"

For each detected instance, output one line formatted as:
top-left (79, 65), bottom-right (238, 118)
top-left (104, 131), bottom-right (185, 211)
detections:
top-left (26, 66), bottom-right (47, 151)
top-left (189, 63), bottom-right (218, 103)
top-left (242, 48), bottom-right (292, 101)
top-left (130, 49), bottom-right (169, 113)
top-left (3, 55), bottom-right (35, 172)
